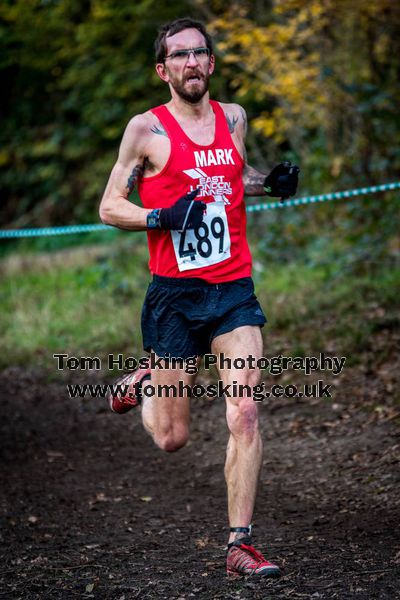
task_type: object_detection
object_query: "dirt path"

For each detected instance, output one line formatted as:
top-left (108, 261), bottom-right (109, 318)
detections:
top-left (0, 366), bottom-right (399, 599)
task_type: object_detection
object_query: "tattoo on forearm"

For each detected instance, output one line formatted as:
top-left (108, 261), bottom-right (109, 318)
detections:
top-left (243, 164), bottom-right (266, 196)
top-left (126, 163), bottom-right (144, 194)
top-left (150, 123), bottom-right (168, 137)
top-left (225, 113), bottom-right (239, 133)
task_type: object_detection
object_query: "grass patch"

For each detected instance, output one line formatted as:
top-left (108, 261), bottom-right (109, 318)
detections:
top-left (0, 237), bottom-right (150, 369)
top-left (0, 237), bottom-right (398, 371)
top-left (255, 260), bottom-right (399, 364)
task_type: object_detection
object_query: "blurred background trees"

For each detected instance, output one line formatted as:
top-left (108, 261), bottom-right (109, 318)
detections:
top-left (1, 0), bottom-right (399, 272)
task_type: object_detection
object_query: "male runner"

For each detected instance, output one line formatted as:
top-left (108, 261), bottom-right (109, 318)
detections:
top-left (99, 17), bottom-right (298, 578)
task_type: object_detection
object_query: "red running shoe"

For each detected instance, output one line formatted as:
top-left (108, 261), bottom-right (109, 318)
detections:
top-left (226, 539), bottom-right (281, 578)
top-left (107, 368), bottom-right (151, 414)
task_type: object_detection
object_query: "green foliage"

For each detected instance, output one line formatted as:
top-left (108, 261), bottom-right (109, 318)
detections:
top-left (1, 0), bottom-right (219, 227)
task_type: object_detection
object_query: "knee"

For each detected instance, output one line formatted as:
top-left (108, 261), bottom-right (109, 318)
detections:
top-left (227, 399), bottom-right (259, 442)
top-left (155, 426), bottom-right (189, 453)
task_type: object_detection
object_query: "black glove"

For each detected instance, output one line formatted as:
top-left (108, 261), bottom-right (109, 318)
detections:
top-left (264, 161), bottom-right (300, 199)
top-left (159, 189), bottom-right (205, 231)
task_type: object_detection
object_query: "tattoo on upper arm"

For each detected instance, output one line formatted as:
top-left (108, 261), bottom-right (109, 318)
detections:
top-left (240, 106), bottom-right (248, 136)
top-left (225, 113), bottom-right (239, 134)
top-left (150, 123), bottom-right (168, 137)
top-left (126, 163), bottom-right (144, 194)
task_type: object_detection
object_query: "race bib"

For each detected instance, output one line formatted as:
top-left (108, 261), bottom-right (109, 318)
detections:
top-left (171, 200), bottom-right (231, 271)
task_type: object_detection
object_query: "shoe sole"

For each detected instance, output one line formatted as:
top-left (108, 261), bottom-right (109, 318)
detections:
top-left (227, 567), bottom-right (281, 579)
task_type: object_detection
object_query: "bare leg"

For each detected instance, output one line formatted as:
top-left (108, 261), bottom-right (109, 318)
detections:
top-left (140, 353), bottom-right (200, 453)
top-left (211, 326), bottom-right (263, 544)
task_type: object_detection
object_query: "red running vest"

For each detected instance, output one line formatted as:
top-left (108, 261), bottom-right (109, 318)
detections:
top-left (137, 100), bottom-right (252, 283)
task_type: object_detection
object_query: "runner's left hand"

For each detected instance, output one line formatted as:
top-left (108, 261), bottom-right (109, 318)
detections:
top-left (264, 161), bottom-right (300, 199)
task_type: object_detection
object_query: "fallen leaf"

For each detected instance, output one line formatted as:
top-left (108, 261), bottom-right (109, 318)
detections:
top-left (28, 516), bottom-right (38, 524)
top-left (46, 451), bottom-right (64, 458)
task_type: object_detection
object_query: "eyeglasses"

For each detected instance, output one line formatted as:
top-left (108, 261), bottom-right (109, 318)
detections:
top-left (164, 47), bottom-right (210, 63)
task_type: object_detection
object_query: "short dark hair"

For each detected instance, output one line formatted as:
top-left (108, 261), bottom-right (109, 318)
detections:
top-left (154, 17), bottom-right (213, 63)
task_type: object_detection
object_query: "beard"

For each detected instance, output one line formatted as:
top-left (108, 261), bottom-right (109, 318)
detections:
top-left (170, 72), bottom-right (210, 104)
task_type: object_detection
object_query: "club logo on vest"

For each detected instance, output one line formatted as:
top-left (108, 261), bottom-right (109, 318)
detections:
top-left (183, 168), bottom-right (232, 204)
top-left (194, 148), bottom-right (234, 168)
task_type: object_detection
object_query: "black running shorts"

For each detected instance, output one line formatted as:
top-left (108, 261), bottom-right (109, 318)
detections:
top-left (141, 275), bottom-right (266, 359)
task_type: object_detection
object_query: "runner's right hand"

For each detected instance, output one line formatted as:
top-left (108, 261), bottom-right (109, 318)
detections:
top-left (159, 188), bottom-right (205, 231)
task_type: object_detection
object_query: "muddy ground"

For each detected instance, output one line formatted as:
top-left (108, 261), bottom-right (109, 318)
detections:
top-left (0, 360), bottom-right (399, 600)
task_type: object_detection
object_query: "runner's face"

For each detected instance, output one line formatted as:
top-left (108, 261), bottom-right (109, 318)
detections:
top-left (159, 28), bottom-right (214, 103)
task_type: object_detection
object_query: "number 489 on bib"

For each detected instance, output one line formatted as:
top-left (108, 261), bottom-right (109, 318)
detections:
top-left (171, 201), bottom-right (231, 272)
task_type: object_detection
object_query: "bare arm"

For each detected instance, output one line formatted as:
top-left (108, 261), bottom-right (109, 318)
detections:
top-left (242, 163), bottom-right (268, 196)
top-left (226, 104), bottom-right (299, 198)
top-left (99, 115), bottom-right (151, 230)
top-left (238, 107), bottom-right (268, 197)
